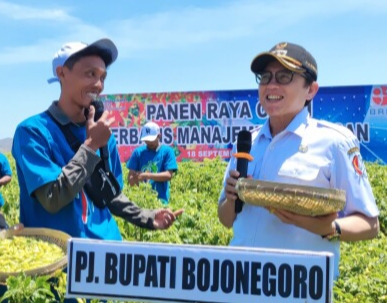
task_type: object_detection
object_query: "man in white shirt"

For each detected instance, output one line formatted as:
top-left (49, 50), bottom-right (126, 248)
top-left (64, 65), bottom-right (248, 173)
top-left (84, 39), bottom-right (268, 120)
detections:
top-left (218, 42), bottom-right (379, 278)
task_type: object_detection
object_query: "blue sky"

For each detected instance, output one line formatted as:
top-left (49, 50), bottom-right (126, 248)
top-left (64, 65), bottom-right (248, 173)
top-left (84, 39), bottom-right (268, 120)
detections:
top-left (1, 0), bottom-right (386, 138)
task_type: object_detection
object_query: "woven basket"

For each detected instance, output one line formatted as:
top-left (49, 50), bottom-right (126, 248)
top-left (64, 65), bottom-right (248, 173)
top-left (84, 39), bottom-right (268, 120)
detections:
top-left (236, 178), bottom-right (346, 216)
top-left (0, 226), bottom-right (70, 283)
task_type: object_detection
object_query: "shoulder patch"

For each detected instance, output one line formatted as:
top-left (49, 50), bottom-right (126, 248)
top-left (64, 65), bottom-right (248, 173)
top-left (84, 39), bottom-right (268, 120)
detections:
top-left (347, 147), bottom-right (360, 156)
top-left (348, 147), bottom-right (367, 178)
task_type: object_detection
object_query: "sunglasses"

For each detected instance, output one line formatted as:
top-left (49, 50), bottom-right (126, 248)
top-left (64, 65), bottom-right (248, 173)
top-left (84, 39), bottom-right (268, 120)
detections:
top-left (255, 70), bottom-right (300, 85)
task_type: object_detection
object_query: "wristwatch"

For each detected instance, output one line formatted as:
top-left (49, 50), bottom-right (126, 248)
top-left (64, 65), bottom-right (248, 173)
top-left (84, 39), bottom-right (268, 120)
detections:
top-left (322, 221), bottom-right (341, 241)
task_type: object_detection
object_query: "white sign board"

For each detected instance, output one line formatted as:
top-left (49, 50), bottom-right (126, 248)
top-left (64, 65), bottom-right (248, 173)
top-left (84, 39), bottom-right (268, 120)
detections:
top-left (66, 238), bottom-right (334, 303)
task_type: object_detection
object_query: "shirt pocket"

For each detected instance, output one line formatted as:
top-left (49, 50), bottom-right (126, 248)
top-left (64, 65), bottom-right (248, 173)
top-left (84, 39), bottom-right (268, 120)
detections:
top-left (277, 160), bottom-right (321, 185)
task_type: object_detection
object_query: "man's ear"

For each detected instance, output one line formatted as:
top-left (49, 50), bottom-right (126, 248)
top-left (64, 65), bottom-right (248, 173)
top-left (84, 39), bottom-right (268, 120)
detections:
top-left (56, 66), bottom-right (65, 80)
top-left (306, 81), bottom-right (319, 100)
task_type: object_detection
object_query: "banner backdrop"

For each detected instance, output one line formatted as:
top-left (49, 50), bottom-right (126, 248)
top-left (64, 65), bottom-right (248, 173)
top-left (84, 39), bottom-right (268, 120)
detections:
top-left (100, 85), bottom-right (387, 164)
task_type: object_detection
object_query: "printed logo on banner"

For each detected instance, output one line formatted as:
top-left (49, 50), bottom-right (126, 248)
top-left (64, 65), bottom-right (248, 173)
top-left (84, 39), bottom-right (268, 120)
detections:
top-left (368, 85), bottom-right (387, 118)
top-left (371, 86), bottom-right (387, 106)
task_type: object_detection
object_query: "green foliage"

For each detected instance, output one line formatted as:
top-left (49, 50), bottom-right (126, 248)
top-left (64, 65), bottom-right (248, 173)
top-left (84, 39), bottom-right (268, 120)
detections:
top-left (1, 153), bottom-right (19, 227)
top-left (334, 234), bottom-right (387, 302)
top-left (366, 162), bottom-right (387, 234)
top-left (117, 157), bottom-right (232, 246)
top-left (1, 154), bottom-right (386, 302)
top-left (331, 162), bottom-right (387, 302)
top-left (0, 273), bottom-right (55, 303)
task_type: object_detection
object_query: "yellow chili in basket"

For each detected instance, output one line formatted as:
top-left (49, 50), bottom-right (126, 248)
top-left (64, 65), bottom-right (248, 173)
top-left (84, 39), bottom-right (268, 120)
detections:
top-left (0, 236), bottom-right (64, 273)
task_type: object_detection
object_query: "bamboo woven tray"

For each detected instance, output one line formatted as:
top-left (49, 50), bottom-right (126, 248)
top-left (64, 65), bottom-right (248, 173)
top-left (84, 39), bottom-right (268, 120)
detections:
top-left (236, 178), bottom-right (346, 216)
top-left (0, 226), bottom-right (70, 283)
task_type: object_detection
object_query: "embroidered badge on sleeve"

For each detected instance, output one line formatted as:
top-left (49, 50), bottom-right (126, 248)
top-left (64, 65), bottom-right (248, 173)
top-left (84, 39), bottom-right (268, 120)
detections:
top-left (347, 147), bottom-right (367, 177)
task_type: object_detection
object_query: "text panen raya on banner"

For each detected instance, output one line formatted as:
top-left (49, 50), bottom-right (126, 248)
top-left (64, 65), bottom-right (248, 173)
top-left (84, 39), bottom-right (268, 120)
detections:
top-left (100, 84), bottom-right (387, 164)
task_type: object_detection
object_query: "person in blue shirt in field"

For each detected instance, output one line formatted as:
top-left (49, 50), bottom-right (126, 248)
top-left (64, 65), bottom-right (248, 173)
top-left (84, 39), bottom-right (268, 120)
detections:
top-left (0, 152), bottom-right (12, 229)
top-left (11, 38), bottom-right (182, 240)
top-left (127, 121), bottom-right (178, 205)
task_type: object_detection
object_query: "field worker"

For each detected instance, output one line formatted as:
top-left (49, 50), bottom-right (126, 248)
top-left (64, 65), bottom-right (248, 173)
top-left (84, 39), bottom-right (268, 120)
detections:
top-left (0, 152), bottom-right (12, 229)
top-left (218, 42), bottom-right (379, 278)
top-left (127, 121), bottom-right (178, 205)
top-left (12, 38), bottom-right (183, 239)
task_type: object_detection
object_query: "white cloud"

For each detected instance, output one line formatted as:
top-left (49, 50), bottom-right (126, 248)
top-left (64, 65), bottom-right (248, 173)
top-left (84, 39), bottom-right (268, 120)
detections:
top-left (0, 19), bottom-right (107, 65)
top-left (108, 0), bottom-right (387, 56)
top-left (0, 41), bottom-right (53, 64)
top-left (0, 0), bottom-right (75, 21)
top-left (0, 0), bottom-right (386, 65)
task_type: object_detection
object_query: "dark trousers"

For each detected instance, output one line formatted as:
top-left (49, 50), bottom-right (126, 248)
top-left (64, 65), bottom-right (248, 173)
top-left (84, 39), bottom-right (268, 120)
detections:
top-left (0, 212), bottom-right (8, 230)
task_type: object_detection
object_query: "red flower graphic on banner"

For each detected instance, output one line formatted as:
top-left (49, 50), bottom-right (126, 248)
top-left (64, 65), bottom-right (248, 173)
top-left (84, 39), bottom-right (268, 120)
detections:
top-left (119, 146), bottom-right (134, 163)
top-left (105, 101), bottom-right (131, 127)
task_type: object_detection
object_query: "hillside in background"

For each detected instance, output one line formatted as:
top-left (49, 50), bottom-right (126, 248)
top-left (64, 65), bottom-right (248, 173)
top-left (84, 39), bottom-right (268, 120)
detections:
top-left (0, 138), bottom-right (13, 152)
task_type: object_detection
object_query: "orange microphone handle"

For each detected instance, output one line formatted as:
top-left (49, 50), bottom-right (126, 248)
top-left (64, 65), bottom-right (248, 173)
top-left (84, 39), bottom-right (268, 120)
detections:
top-left (233, 152), bottom-right (254, 161)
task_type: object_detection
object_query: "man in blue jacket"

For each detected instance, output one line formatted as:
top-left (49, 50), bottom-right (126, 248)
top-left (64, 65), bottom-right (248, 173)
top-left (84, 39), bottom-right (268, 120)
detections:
top-left (12, 38), bottom-right (183, 239)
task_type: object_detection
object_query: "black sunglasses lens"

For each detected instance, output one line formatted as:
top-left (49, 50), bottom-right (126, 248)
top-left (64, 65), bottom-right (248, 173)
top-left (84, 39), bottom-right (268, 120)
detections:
top-left (256, 71), bottom-right (294, 85)
top-left (256, 72), bottom-right (271, 84)
top-left (276, 71), bottom-right (293, 84)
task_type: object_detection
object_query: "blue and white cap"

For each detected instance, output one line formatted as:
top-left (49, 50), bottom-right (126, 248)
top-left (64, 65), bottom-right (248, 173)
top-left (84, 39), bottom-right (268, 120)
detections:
top-left (47, 38), bottom-right (118, 84)
top-left (140, 122), bottom-right (161, 142)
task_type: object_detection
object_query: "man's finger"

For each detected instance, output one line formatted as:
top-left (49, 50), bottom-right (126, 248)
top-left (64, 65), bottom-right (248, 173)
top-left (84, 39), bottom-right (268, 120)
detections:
top-left (173, 209), bottom-right (184, 217)
top-left (86, 105), bottom-right (95, 121)
top-left (100, 110), bottom-right (110, 121)
top-left (165, 213), bottom-right (172, 222)
top-left (106, 117), bottom-right (115, 126)
top-left (229, 170), bottom-right (240, 179)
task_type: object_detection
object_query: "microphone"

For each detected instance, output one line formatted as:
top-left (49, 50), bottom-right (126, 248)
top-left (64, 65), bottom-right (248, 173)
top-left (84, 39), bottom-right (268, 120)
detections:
top-left (234, 130), bottom-right (253, 214)
top-left (92, 100), bottom-right (105, 121)
top-left (91, 100), bottom-right (110, 172)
